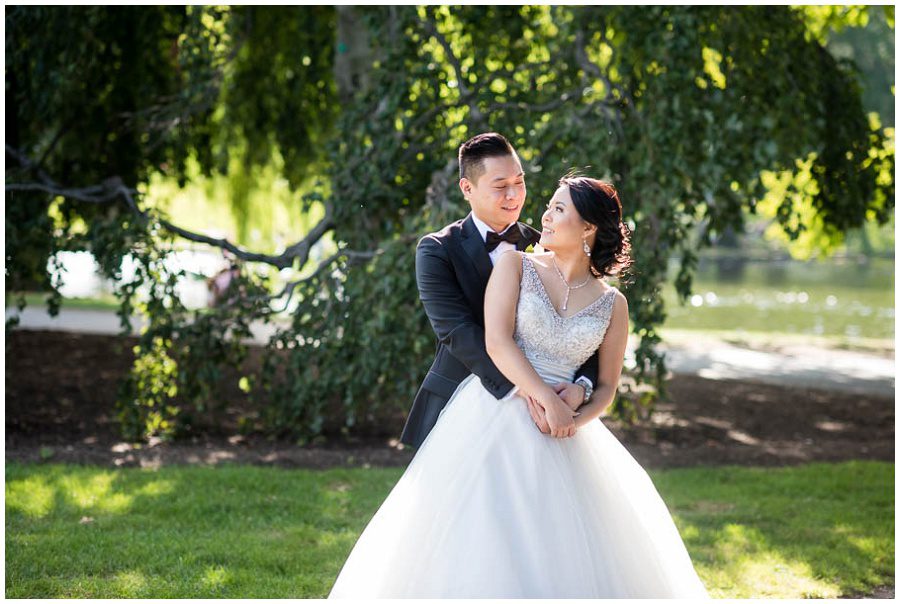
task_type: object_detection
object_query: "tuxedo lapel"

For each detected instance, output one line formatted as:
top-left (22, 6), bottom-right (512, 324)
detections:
top-left (515, 222), bottom-right (541, 251)
top-left (460, 214), bottom-right (493, 287)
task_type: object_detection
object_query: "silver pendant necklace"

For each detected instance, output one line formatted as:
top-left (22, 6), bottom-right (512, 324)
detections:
top-left (551, 257), bottom-right (592, 311)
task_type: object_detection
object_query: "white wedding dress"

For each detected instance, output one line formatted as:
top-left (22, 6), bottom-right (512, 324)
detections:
top-left (328, 255), bottom-right (709, 598)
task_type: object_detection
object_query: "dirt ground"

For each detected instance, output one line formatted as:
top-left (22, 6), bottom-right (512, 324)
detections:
top-left (6, 329), bottom-right (894, 470)
top-left (5, 329), bottom-right (895, 598)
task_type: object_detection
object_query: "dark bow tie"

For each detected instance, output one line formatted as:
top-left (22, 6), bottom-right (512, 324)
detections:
top-left (484, 226), bottom-right (522, 252)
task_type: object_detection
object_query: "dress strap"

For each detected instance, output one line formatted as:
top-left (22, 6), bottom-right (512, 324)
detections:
top-left (519, 254), bottom-right (543, 295)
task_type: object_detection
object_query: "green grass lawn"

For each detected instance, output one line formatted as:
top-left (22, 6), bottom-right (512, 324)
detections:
top-left (9, 292), bottom-right (121, 313)
top-left (6, 460), bottom-right (893, 598)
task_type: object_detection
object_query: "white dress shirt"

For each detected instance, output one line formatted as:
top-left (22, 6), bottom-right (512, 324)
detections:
top-left (470, 213), bottom-right (517, 266)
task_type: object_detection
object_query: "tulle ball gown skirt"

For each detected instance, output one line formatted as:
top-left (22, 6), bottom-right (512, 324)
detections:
top-left (328, 375), bottom-right (710, 598)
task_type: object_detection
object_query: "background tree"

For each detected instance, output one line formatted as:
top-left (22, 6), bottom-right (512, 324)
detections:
top-left (6, 5), bottom-right (894, 441)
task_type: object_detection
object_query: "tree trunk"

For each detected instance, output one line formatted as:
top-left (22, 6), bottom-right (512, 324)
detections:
top-left (334, 6), bottom-right (372, 103)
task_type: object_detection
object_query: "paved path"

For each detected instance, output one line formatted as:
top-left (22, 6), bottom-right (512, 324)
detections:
top-left (6, 306), bottom-right (283, 347)
top-left (658, 335), bottom-right (894, 398)
top-left (6, 306), bottom-right (895, 398)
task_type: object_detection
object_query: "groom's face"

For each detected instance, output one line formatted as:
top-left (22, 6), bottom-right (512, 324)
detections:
top-left (459, 154), bottom-right (526, 233)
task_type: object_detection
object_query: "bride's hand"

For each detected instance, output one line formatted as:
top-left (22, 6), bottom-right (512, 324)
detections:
top-left (537, 390), bottom-right (578, 439)
top-left (553, 381), bottom-right (585, 412)
top-left (525, 395), bottom-right (550, 434)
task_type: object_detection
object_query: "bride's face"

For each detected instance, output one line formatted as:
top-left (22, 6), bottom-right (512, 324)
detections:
top-left (539, 185), bottom-right (595, 251)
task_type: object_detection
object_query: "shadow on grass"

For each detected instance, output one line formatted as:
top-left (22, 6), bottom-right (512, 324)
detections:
top-left (6, 461), bottom-right (893, 598)
top-left (653, 460), bottom-right (894, 598)
top-left (6, 463), bottom-right (402, 598)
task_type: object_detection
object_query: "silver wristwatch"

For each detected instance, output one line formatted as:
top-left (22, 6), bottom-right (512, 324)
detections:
top-left (574, 376), bottom-right (594, 407)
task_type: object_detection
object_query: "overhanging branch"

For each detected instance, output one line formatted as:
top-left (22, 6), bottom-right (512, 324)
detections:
top-left (6, 145), bottom-right (338, 271)
top-left (212, 247), bottom-right (380, 313)
top-left (270, 248), bottom-right (378, 312)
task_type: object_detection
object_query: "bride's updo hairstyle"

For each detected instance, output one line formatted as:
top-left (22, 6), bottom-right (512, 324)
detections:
top-left (559, 174), bottom-right (634, 284)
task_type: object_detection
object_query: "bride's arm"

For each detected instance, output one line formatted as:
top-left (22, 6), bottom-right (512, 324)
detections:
top-left (484, 252), bottom-right (576, 438)
top-left (573, 292), bottom-right (629, 429)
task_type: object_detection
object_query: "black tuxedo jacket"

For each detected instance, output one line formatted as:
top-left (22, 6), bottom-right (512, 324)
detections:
top-left (400, 213), bottom-right (600, 449)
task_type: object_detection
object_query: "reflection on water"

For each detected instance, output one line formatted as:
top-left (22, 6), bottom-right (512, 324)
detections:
top-left (665, 255), bottom-right (894, 339)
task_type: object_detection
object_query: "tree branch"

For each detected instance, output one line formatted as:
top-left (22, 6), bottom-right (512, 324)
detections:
top-left (270, 248), bottom-right (378, 312)
top-left (6, 145), bottom-right (336, 271)
top-left (420, 14), bottom-right (470, 98)
top-left (118, 18), bottom-right (247, 152)
top-left (486, 86), bottom-right (592, 114)
top-left (420, 13), bottom-right (485, 128)
top-left (35, 119), bottom-right (76, 171)
top-left (6, 144), bottom-right (56, 186)
top-left (574, 31), bottom-right (615, 99)
top-left (572, 25), bottom-right (644, 153)
top-left (424, 157), bottom-right (460, 212)
top-left (211, 247), bottom-right (379, 314)
top-left (5, 181), bottom-right (131, 206)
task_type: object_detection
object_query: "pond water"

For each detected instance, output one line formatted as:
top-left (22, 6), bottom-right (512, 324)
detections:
top-left (661, 255), bottom-right (894, 340)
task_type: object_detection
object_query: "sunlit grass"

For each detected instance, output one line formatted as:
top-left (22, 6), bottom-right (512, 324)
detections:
top-left (6, 460), bottom-right (892, 598)
top-left (6, 463), bottom-right (397, 598)
top-left (654, 461), bottom-right (894, 598)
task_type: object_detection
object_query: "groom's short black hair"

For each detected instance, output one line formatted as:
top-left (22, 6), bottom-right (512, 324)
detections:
top-left (458, 132), bottom-right (516, 183)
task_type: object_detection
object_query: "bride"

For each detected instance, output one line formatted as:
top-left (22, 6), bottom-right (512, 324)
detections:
top-left (328, 175), bottom-right (709, 598)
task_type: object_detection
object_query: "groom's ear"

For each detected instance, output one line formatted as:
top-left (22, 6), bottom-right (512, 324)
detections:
top-left (459, 178), bottom-right (473, 201)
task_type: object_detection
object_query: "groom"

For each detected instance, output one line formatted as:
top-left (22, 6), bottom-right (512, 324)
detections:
top-left (400, 132), bottom-right (599, 450)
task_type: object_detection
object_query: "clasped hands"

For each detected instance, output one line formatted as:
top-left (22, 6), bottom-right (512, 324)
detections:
top-left (522, 382), bottom-right (584, 439)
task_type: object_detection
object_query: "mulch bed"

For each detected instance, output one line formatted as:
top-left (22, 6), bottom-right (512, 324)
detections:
top-left (5, 329), bottom-right (894, 471)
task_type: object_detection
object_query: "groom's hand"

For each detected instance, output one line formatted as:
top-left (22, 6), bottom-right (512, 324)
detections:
top-left (554, 382), bottom-right (585, 412)
top-left (525, 395), bottom-right (550, 434)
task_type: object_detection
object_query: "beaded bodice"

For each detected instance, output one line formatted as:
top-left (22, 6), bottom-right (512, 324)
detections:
top-left (513, 254), bottom-right (618, 384)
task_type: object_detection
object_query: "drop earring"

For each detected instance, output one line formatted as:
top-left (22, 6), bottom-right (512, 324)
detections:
top-left (582, 238), bottom-right (591, 257)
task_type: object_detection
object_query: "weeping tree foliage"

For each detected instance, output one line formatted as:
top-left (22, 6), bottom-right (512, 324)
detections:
top-left (6, 6), bottom-right (894, 441)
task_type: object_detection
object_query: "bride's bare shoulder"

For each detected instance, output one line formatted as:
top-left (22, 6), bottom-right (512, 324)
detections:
top-left (524, 251), bottom-right (553, 269)
top-left (493, 249), bottom-right (525, 274)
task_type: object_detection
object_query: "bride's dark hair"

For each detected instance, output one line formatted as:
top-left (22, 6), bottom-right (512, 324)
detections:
top-left (559, 173), bottom-right (634, 285)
